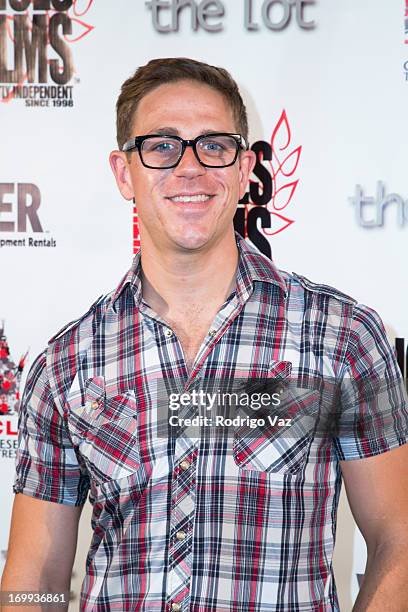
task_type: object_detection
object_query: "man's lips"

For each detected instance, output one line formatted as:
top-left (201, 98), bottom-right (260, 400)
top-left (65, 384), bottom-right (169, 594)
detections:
top-left (165, 193), bottom-right (214, 203)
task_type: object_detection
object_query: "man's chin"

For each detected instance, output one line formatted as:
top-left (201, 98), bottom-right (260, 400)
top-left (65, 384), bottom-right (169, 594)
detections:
top-left (168, 229), bottom-right (216, 253)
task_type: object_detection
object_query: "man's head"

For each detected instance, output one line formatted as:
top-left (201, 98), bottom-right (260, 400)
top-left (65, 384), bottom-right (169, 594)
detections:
top-left (110, 58), bottom-right (255, 253)
top-left (115, 57), bottom-right (249, 151)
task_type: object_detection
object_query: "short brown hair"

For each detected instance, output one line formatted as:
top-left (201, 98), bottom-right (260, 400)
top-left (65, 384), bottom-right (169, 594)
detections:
top-left (116, 57), bottom-right (249, 150)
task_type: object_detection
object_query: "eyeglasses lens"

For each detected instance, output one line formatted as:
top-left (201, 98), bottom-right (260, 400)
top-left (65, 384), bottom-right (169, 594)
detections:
top-left (141, 137), bottom-right (181, 168)
top-left (197, 135), bottom-right (238, 167)
top-left (140, 135), bottom-right (238, 168)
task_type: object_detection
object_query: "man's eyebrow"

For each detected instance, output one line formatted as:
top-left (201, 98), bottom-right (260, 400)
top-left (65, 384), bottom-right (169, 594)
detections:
top-left (145, 128), bottom-right (229, 137)
top-left (146, 127), bottom-right (180, 136)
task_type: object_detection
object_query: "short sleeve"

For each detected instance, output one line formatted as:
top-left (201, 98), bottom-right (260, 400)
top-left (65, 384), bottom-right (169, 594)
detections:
top-left (13, 350), bottom-right (90, 505)
top-left (333, 303), bottom-right (408, 461)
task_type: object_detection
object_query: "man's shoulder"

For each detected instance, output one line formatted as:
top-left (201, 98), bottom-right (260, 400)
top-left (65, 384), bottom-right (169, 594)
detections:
top-left (47, 291), bottom-right (112, 347)
top-left (282, 270), bottom-right (358, 307)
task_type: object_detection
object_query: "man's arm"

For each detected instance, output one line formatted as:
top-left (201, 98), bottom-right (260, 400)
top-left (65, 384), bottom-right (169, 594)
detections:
top-left (340, 443), bottom-right (408, 611)
top-left (1, 493), bottom-right (83, 612)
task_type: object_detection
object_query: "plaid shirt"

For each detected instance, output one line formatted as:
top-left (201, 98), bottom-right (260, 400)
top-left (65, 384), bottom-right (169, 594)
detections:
top-left (13, 232), bottom-right (408, 612)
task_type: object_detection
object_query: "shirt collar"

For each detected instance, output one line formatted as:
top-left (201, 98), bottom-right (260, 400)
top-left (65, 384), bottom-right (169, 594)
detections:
top-left (111, 231), bottom-right (287, 312)
top-left (111, 249), bottom-right (143, 312)
top-left (234, 232), bottom-right (288, 303)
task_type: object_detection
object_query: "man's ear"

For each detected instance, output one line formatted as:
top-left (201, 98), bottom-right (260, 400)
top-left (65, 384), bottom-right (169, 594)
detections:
top-left (238, 149), bottom-right (256, 201)
top-left (109, 150), bottom-right (135, 201)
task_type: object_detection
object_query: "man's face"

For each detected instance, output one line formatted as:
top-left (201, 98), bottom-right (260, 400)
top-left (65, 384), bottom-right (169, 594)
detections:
top-left (110, 80), bottom-right (255, 252)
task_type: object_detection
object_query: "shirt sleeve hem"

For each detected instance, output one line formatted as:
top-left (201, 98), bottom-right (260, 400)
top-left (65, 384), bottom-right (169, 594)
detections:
top-left (337, 436), bottom-right (408, 461)
top-left (12, 481), bottom-right (87, 506)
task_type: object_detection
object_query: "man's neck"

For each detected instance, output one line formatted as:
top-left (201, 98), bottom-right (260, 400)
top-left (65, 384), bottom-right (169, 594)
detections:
top-left (139, 232), bottom-right (239, 319)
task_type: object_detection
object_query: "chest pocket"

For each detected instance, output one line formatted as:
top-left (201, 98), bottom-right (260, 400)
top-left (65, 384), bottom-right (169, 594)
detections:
top-left (232, 363), bottom-right (320, 475)
top-left (66, 377), bottom-right (141, 485)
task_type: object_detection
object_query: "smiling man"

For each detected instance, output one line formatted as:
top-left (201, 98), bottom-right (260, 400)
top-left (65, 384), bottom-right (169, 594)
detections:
top-left (110, 75), bottom-right (254, 372)
top-left (2, 58), bottom-right (408, 612)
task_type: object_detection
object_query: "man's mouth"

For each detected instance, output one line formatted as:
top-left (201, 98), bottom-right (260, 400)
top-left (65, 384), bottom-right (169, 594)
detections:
top-left (167, 194), bottom-right (212, 203)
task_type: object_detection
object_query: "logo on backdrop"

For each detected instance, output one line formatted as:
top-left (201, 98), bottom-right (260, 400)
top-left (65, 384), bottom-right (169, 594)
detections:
top-left (404, 3), bottom-right (407, 80)
top-left (235, 110), bottom-right (301, 259)
top-left (132, 111), bottom-right (301, 259)
top-left (405, 0), bottom-right (408, 44)
top-left (0, 0), bottom-right (94, 107)
top-left (146, 0), bottom-right (316, 33)
top-left (350, 182), bottom-right (407, 229)
top-left (0, 182), bottom-right (57, 249)
top-left (0, 320), bottom-right (27, 458)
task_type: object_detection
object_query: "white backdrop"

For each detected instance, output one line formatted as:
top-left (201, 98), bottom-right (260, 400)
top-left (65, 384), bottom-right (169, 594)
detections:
top-left (1, 1), bottom-right (407, 609)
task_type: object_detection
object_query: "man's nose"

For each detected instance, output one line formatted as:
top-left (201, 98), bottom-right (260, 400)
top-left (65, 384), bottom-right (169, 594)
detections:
top-left (173, 145), bottom-right (206, 177)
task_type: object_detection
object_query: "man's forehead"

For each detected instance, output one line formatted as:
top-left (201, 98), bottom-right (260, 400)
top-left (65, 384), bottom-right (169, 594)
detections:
top-left (139, 79), bottom-right (226, 101)
top-left (131, 111), bottom-right (236, 137)
top-left (143, 127), bottom-right (235, 136)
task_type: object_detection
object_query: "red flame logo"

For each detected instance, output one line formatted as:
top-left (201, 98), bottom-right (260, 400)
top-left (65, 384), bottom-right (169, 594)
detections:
top-left (264, 110), bottom-right (301, 236)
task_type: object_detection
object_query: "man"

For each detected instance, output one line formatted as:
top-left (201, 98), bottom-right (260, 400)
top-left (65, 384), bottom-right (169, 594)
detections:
top-left (1, 58), bottom-right (408, 611)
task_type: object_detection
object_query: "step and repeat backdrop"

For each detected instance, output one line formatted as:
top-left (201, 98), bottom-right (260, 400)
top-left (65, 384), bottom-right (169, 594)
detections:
top-left (1, 1), bottom-right (407, 609)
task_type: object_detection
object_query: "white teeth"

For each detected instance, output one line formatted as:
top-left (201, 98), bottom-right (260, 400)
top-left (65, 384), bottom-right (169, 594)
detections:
top-left (170, 194), bottom-right (211, 203)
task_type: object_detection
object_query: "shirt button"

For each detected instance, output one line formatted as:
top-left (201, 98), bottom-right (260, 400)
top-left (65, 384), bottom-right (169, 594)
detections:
top-left (208, 329), bottom-right (216, 337)
top-left (171, 603), bottom-right (181, 612)
top-left (165, 329), bottom-right (173, 338)
top-left (179, 460), bottom-right (190, 471)
top-left (176, 530), bottom-right (186, 541)
top-left (90, 400), bottom-right (100, 409)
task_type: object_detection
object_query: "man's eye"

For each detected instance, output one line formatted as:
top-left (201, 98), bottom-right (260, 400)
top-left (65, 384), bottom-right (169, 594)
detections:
top-left (153, 142), bottom-right (175, 153)
top-left (202, 141), bottom-right (224, 151)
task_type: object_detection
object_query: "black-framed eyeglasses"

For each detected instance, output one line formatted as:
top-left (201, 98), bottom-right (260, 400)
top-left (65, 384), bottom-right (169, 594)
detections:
top-left (122, 132), bottom-right (249, 169)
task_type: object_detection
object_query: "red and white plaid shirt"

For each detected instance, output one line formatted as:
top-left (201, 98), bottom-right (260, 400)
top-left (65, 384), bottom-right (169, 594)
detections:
top-left (13, 233), bottom-right (408, 611)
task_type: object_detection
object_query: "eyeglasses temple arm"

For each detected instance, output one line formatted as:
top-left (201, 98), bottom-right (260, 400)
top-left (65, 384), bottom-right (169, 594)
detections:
top-left (122, 137), bottom-right (138, 152)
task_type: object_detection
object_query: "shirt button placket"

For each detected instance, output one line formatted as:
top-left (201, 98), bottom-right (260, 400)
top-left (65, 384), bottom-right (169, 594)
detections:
top-left (167, 449), bottom-right (197, 612)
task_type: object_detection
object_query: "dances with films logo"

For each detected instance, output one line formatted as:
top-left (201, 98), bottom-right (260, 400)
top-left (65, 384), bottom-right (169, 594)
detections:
top-left (0, 183), bottom-right (57, 248)
top-left (235, 111), bottom-right (301, 259)
top-left (0, 0), bottom-right (94, 107)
